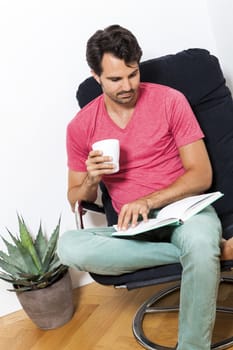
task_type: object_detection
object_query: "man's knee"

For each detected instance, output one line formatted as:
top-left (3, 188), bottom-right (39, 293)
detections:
top-left (173, 218), bottom-right (221, 272)
top-left (57, 230), bottom-right (90, 270)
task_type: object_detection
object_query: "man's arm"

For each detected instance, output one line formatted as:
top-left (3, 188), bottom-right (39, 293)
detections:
top-left (67, 149), bottom-right (116, 211)
top-left (68, 170), bottom-right (99, 211)
top-left (117, 139), bottom-right (212, 230)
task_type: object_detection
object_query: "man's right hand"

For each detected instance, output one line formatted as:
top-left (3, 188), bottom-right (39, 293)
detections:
top-left (67, 149), bottom-right (116, 211)
top-left (85, 149), bottom-right (116, 183)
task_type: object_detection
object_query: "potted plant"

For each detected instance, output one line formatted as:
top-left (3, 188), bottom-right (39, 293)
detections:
top-left (0, 215), bottom-right (74, 329)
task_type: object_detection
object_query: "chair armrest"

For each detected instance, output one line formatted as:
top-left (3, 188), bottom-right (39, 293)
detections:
top-left (74, 200), bottom-right (105, 229)
top-left (221, 260), bottom-right (233, 271)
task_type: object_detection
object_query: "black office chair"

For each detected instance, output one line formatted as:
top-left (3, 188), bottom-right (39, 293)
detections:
top-left (75, 49), bottom-right (233, 350)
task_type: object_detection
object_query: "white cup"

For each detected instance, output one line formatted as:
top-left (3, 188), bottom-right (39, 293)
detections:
top-left (92, 139), bottom-right (120, 173)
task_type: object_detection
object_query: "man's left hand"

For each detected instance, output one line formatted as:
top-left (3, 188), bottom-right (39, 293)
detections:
top-left (117, 198), bottom-right (151, 230)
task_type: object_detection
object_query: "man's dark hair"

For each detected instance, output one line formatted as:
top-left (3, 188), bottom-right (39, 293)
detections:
top-left (86, 24), bottom-right (143, 76)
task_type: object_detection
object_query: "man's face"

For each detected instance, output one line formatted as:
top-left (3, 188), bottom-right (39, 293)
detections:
top-left (92, 53), bottom-right (140, 106)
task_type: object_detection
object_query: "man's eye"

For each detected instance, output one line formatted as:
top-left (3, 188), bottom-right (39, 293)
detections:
top-left (129, 72), bottom-right (138, 78)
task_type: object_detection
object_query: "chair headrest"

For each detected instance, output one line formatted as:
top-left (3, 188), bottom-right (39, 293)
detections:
top-left (76, 48), bottom-right (227, 108)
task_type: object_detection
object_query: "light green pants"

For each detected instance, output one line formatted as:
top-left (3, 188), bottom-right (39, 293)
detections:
top-left (57, 206), bottom-right (222, 350)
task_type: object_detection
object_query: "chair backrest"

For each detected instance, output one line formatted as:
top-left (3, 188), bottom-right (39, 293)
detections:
top-left (76, 48), bottom-right (233, 238)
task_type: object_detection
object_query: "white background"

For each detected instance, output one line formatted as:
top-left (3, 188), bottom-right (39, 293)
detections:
top-left (0, 0), bottom-right (233, 316)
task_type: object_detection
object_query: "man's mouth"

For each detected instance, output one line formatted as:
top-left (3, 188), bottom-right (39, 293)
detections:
top-left (118, 90), bottom-right (134, 98)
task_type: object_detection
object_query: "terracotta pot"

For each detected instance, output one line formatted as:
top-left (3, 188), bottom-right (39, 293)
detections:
top-left (16, 271), bottom-right (74, 329)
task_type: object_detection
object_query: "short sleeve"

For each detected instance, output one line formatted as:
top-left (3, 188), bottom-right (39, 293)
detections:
top-left (167, 91), bottom-right (204, 147)
top-left (66, 118), bottom-right (88, 172)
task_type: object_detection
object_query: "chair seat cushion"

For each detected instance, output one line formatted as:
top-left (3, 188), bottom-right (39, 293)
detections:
top-left (90, 263), bottom-right (182, 290)
top-left (90, 259), bottom-right (233, 289)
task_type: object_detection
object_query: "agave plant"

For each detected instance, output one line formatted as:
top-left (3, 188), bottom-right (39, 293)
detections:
top-left (0, 215), bottom-right (68, 292)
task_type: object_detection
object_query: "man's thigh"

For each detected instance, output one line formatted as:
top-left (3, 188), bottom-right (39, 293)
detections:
top-left (170, 205), bottom-right (222, 253)
top-left (58, 226), bottom-right (180, 275)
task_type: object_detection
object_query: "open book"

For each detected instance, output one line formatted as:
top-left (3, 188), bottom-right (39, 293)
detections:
top-left (112, 191), bottom-right (223, 237)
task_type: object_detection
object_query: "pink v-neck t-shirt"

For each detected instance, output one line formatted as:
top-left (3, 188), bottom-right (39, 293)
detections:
top-left (67, 83), bottom-right (204, 213)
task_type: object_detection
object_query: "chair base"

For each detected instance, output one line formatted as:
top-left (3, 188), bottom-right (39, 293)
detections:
top-left (133, 278), bottom-right (233, 350)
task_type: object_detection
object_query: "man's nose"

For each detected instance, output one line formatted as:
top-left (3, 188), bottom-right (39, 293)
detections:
top-left (122, 79), bottom-right (131, 91)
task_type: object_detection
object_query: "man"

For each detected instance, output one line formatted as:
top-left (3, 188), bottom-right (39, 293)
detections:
top-left (58, 25), bottom-right (222, 350)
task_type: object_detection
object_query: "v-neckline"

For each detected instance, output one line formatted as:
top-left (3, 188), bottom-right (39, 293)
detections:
top-left (101, 94), bottom-right (140, 132)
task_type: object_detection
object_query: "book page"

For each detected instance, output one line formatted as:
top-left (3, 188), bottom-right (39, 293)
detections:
top-left (112, 217), bottom-right (179, 237)
top-left (112, 191), bottom-right (223, 237)
top-left (157, 192), bottom-right (223, 221)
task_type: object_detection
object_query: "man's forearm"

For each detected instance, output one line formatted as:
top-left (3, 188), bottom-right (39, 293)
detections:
top-left (68, 176), bottom-right (99, 211)
top-left (145, 167), bottom-right (212, 211)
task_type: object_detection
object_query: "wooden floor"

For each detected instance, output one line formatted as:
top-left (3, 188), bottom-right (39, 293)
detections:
top-left (1, 274), bottom-right (233, 350)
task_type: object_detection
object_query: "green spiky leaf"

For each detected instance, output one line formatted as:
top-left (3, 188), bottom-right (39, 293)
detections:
top-left (0, 237), bottom-right (31, 273)
top-left (0, 215), bottom-right (66, 292)
top-left (34, 223), bottom-right (48, 261)
top-left (4, 230), bottom-right (39, 275)
top-left (42, 217), bottom-right (61, 270)
top-left (0, 271), bottom-right (17, 283)
top-left (0, 258), bottom-right (22, 277)
top-left (17, 215), bottom-right (42, 271)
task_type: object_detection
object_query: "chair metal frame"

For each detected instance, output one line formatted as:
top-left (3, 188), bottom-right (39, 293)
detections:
top-left (75, 201), bottom-right (233, 350)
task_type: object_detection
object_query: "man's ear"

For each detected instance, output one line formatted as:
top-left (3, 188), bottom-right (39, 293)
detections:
top-left (91, 70), bottom-right (101, 85)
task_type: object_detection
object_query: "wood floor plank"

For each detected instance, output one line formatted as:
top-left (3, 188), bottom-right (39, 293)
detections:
top-left (0, 279), bottom-right (233, 350)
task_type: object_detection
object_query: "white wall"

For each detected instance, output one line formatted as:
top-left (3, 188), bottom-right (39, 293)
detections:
top-left (0, 0), bottom-right (232, 316)
top-left (207, 0), bottom-right (233, 90)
